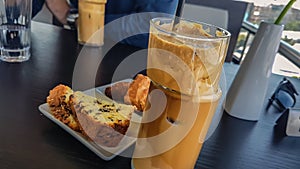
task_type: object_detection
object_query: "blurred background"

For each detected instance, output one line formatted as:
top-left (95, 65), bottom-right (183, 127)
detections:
top-left (33, 0), bottom-right (300, 78)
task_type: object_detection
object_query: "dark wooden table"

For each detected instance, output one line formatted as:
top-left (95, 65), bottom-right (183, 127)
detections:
top-left (0, 21), bottom-right (299, 169)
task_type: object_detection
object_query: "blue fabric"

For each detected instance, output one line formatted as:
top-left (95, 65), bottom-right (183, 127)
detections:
top-left (71, 0), bottom-right (179, 48)
top-left (32, 0), bottom-right (45, 17)
top-left (68, 0), bottom-right (178, 17)
top-left (104, 0), bottom-right (179, 48)
top-left (32, 0), bottom-right (179, 48)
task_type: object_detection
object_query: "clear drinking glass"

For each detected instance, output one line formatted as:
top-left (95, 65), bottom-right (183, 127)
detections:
top-left (0, 0), bottom-right (32, 62)
top-left (77, 0), bottom-right (107, 46)
top-left (132, 17), bottom-right (230, 169)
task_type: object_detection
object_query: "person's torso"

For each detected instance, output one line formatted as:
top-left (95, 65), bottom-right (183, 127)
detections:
top-left (70, 0), bottom-right (176, 14)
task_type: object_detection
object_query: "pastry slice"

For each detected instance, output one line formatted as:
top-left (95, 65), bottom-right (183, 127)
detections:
top-left (104, 81), bottom-right (131, 102)
top-left (124, 74), bottom-right (151, 111)
top-left (70, 91), bottom-right (135, 147)
top-left (46, 84), bottom-right (80, 131)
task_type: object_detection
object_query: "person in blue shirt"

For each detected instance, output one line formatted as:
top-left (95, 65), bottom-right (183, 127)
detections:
top-left (32, 0), bottom-right (45, 17)
top-left (33, 0), bottom-right (179, 48)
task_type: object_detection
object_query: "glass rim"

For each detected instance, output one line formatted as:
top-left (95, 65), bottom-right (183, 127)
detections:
top-left (150, 17), bottom-right (231, 41)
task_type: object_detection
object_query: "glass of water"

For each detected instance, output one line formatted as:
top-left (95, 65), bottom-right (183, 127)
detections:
top-left (0, 0), bottom-right (32, 62)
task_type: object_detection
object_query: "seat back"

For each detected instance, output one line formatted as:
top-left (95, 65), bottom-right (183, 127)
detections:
top-left (182, 0), bottom-right (248, 62)
top-left (182, 3), bottom-right (228, 29)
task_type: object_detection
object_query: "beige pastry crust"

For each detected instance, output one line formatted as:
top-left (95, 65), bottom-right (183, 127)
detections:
top-left (124, 74), bottom-right (151, 112)
top-left (46, 84), bottom-right (80, 131)
top-left (46, 84), bottom-right (135, 147)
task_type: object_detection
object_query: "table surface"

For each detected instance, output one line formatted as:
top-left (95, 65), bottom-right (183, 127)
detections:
top-left (0, 21), bottom-right (299, 169)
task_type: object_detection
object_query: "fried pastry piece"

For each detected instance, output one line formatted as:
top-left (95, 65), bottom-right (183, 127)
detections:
top-left (46, 84), bottom-right (80, 131)
top-left (124, 74), bottom-right (151, 111)
top-left (70, 91), bottom-right (135, 147)
top-left (47, 84), bottom-right (135, 147)
top-left (104, 82), bottom-right (130, 102)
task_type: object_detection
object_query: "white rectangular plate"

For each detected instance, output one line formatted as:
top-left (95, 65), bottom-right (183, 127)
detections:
top-left (39, 81), bottom-right (141, 161)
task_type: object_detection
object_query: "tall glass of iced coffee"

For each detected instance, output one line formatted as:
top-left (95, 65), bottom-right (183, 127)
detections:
top-left (78, 0), bottom-right (106, 46)
top-left (132, 17), bottom-right (230, 169)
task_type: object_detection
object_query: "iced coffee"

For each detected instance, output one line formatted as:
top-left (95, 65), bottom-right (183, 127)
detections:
top-left (132, 17), bottom-right (230, 169)
top-left (78, 0), bottom-right (106, 46)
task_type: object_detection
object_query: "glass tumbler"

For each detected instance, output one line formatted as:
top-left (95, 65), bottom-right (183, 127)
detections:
top-left (0, 0), bottom-right (32, 62)
top-left (132, 17), bottom-right (231, 169)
